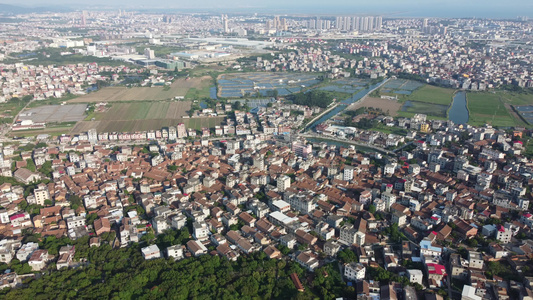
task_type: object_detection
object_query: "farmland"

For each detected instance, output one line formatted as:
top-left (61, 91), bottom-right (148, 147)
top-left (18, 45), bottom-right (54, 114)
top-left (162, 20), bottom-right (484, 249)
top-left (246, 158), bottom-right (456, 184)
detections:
top-left (397, 101), bottom-right (449, 120)
top-left (91, 102), bottom-right (191, 121)
top-left (467, 92), bottom-right (526, 127)
top-left (375, 80), bottom-right (456, 120)
top-left (69, 76), bottom-right (213, 103)
top-left (403, 85), bottom-right (455, 106)
top-left (70, 101), bottom-right (225, 133)
top-left (347, 97), bottom-right (403, 116)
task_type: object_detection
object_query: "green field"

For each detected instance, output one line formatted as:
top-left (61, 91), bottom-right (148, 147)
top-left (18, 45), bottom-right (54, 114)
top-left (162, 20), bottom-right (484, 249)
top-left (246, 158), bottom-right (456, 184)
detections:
top-left (467, 92), bottom-right (526, 127)
top-left (185, 86), bottom-right (212, 100)
top-left (499, 92), bottom-right (533, 106)
top-left (398, 101), bottom-right (449, 119)
top-left (404, 85), bottom-right (455, 105)
top-left (382, 83), bottom-right (457, 120)
top-left (0, 97), bottom-right (31, 124)
top-left (183, 117), bottom-right (226, 130)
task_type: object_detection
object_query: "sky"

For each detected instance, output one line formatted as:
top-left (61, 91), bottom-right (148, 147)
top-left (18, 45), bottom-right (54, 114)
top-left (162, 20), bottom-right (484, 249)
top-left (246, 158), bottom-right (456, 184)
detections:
top-left (3, 0), bottom-right (533, 18)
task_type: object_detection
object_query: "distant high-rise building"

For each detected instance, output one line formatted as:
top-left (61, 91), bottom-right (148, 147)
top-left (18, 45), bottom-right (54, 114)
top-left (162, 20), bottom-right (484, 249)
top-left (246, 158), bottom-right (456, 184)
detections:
top-left (280, 18), bottom-right (287, 31)
top-left (81, 11), bottom-right (87, 26)
top-left (368, 16), bottom-right (374, 31)
top-left (144, 48), bottom-right (155, 59)
top-left (353, 17), bottom-right (360, 31)
top-left (375, 16), bottom-right (383, 31)
top-left (346, 17), bottom-right (350, 29)
top-left (222, 14), bottom-right (229, 33)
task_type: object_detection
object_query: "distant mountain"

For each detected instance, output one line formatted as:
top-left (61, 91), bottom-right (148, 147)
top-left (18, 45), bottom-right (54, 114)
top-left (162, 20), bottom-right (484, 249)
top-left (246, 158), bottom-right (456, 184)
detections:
top-left (0, 3), bottom-right (72, 14)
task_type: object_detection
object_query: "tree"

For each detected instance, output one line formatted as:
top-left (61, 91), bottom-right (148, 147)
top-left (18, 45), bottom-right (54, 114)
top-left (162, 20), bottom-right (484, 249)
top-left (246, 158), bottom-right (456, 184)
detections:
top-left (368, 204), bottom-right (376, 214)
top-left (232, 101), bottom-right (242, 111)
top-left (337, 248), bottom-right (358, 264)
top-left (287, 90), bottom-right (336, 108)
top-left (25, 159), bottom-right (36, 172)
top-left (68, 195), bottom-right (82, 210)
top-left (38, 161), bottom-right (53, 178)
top-left (86, 213), bottom-right (98, 226)
top-left (278, 244), bottom-right (291, 255)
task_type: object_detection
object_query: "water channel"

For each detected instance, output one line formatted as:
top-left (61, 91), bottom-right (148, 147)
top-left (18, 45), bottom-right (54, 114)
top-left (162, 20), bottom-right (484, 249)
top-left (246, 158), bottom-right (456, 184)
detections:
top-left (448, 91), bottom-right (469, 124)
top-left (305, 80), bottom-right (387, 130)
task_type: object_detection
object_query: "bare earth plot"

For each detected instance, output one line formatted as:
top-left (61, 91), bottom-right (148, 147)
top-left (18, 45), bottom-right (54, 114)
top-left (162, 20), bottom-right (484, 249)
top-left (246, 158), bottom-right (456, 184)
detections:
top-left (348, 97), bottom-right (403, 116)
top-left (69, 76), bottom-right (212, 103)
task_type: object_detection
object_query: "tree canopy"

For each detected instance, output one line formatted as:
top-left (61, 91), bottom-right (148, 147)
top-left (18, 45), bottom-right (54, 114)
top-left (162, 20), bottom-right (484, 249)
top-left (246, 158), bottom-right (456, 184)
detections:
top-left (0, 244), bottom-right (353, 300)
top-left (287, 90), bottom-right (336, 108)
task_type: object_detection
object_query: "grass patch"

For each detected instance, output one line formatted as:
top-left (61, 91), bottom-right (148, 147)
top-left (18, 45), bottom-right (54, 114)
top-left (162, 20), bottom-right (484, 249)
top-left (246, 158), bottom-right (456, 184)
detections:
top-left (185, 86), bottom-right (211, 100)
top-left (498, 91), bottom-right (533, 106)
top-left (405, 85), bottom-right (455, 105)
top-left (0, 98), bottom-right (31, 123)
top-left (371, 123), bottom-right (408, 136)
top-left (26, 94), bottom-right (79, 108)
top-left (467, 92), bottom-right (518, 127)
top-left (400, 101), bottom-right (449, 119)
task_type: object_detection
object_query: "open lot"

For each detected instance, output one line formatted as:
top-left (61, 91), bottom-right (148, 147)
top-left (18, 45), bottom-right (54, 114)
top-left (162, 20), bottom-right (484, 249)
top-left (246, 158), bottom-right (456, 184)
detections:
top-left (347, 97), bottom-right (403, 116)
top-left (69, 76), bottom-right (212, 103)
top-left (19, 104), bottom-right (87, 123)
top-left (467, 92), bottom-right (523, 127)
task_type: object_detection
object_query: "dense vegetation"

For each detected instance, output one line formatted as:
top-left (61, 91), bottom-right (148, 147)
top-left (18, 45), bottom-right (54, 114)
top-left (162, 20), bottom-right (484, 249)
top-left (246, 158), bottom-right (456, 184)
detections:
top-left (287, 90), bottom-right (336, 108)
top-left (0, 241), bottom-right (354, 300)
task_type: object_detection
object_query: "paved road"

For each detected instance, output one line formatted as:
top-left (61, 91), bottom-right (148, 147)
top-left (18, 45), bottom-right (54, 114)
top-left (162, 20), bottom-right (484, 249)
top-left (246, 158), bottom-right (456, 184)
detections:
top-left (300, 132), bottom-right (395, 156)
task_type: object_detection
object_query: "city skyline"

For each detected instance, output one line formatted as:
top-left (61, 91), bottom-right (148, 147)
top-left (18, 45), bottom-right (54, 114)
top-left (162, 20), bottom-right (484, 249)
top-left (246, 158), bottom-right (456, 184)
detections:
top-left (1, 0), bottom-right (532, 18)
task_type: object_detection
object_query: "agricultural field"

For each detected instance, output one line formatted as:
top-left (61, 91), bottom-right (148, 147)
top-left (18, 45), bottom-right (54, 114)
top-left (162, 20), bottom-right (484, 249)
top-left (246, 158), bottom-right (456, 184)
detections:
top-left (0, 97), bottom-right (31, 124)
top-left (398, 101), bottom-right (449, 120)
top-left (217, 72), bottom-right (320, 98)
top-left (347, 97), bottom-right (403, 116)
top-left (376, 81), bottom-right (456, 120)
top-left (69, 76), bottom-right (213, 103)
top-left (404, 85), bottom-right (455, 106)
top-left (467, 92), bottom-right (527, 127)
top-left (70, 101), bottom-right (223, 133)
top-left (182, 117), bottom-right (226, 131)
top-left (90, 102), bottom-right (191, 121)
top-left (379, 79), bottom-right (424, 96)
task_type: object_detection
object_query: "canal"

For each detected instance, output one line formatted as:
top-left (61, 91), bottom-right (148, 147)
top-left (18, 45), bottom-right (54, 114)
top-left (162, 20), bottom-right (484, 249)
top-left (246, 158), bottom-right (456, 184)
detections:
top-left (448, 91), bottom-right (469, 124)
top-left (305, 79), bottom-right (387, 131)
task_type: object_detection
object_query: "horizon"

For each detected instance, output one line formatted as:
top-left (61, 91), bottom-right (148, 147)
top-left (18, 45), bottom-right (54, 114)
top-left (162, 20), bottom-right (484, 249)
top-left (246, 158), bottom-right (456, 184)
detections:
top-left (1, 1), bottom-right (532, 19)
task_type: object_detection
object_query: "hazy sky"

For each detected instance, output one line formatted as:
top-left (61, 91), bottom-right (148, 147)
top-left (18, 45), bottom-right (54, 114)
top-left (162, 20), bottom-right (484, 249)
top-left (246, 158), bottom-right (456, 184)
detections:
top-left (3, 0), bottom-right (533, 18)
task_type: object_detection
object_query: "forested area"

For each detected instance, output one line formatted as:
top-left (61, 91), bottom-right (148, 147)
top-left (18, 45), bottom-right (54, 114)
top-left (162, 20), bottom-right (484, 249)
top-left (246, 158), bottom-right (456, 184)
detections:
top-left (287, 90), bottom-right (336, 108)
top-left (0, 242), bottom-right (354, 300)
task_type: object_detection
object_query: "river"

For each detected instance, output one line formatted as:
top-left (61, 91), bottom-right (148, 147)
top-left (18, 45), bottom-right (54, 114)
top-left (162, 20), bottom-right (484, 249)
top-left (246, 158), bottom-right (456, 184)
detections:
top-left (448, 91), bottom-right (469, 124)
top-left (306, 79), bottom-right (387, 130)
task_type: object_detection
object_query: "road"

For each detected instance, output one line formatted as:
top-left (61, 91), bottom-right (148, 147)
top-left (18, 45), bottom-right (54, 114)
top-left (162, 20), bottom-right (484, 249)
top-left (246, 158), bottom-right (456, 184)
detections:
top-left (299, 132), bottom-right (395, 156)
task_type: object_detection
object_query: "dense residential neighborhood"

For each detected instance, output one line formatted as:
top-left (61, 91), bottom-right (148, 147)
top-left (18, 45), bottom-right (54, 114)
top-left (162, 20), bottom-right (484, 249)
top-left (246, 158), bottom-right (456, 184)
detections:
top-left (0, 107), bottom-right (532, 299)
top-left (1, 5), bottom-right (533, 300)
